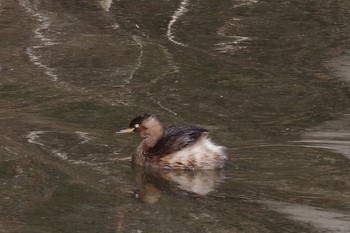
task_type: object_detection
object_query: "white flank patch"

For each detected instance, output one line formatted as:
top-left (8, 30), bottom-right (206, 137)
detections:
top-left (165, 137), bottom-right (227, 169)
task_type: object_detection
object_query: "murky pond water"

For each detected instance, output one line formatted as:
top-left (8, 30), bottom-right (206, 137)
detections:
top-left (1, 0), bottom-right (350, 232)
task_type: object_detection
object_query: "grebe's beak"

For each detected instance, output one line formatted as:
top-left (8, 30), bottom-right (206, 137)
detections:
top-left (116, 128), bottom-right (134, 134)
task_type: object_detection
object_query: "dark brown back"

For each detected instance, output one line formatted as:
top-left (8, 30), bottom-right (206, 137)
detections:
top-left (147, 125), bottom-right (207, 157)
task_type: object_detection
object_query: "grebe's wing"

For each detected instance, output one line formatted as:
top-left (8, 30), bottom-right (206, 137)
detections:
top-left (147, 125), bottom-right (207, 157)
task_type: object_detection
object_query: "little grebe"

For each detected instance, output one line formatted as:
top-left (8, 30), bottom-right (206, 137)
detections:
top-left (117, 113), bottom-right (227, 170)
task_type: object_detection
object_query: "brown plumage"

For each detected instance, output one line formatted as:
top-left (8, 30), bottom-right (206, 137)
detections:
top-left (117, 113), bottom-right (227, 170)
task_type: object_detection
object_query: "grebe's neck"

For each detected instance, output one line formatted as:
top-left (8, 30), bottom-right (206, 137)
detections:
top-left (132, 121), bottom-right (164, 166)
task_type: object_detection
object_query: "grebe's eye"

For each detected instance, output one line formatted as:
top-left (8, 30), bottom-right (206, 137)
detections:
top-left (135, 124), bottom-right (140, 128)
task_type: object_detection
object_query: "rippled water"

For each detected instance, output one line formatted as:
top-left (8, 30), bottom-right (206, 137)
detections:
top-left (1, 0), bottom-right (350, 232)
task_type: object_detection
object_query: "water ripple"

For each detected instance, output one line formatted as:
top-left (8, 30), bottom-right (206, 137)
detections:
top-left (26, 47), bottom-right (58, 81)
top-left (98, 0), bottom-right (113, 12)
top-left (262, 200), bottom-right (350, 233)
top-left (126, 35), bottom-right (144, 83)
top-left (26, 130), bottom-right (45, 147)
top-left (216, 16), bottom-right (252, 54)
top-left (234, 0), bottom-right (259, 8)
top-left (25, 130), bottom-right (113, 174)
top-left (167, 0), bottom-right (190, 47)
top-left (19, 0), bottom-right (59, 81)
top-left (214, 36), bottom-right (250, 54)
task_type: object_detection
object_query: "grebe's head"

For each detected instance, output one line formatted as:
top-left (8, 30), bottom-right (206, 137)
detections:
top-left (117, 113), bottom-right (163, 138)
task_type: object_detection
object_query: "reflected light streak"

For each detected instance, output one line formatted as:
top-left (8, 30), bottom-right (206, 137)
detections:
top-left (167, 0), bottom-right (190, 47)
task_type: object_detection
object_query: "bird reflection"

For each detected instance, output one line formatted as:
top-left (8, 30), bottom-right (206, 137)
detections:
top-left (98, 0), bottom-right (113, 12)
top-left (132, 165), bottom-right (225, 204)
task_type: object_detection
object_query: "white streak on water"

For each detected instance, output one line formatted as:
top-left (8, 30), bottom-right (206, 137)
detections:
top-left (295, 130), bottom-right (350, 160)
top-left (19, 0), bottom-right (128, 106)
top-left (75, 131), bottom-right (94, 144)
top-left (216, 16), bottom-right (251, 54)
top-left (25, 130), bottom-right (128, 177)
top-left (215, 36), bottom-right (250, 54)
top-left (156, 101), bottom-right (178, 116)
top-left (26, 131), bottom-right (68, 160)
top-left (234, 0), bottom-right (259, 8)
top-left (262, 200), bottom-right (350, 233)
top-left (51, 150), bottom-right (68, 160)
top-left (19, 0), bottom-right (59, 81)
top-left (167, 0), bottom-right (190, 47)
top-left (215, 0), bottom-right (260, 54)
top-left (19, 1), bottom-right (56, 46)
top-left (126, 35), bottom-right (143, 83)
top-left (99, 0), bottom-right (113, 12)
top-left (26, 130), bottom-right (45, 147)
top-left (292, 56), bottom-right (350, 160)
top-left (297, 53), bottom-right (350, 160)
top-left (68, 160), bottom-right (98, 166)
top-left (26, 47), bottom-right (58, 81)
top-left (158, 44), bottom-right (180, 73)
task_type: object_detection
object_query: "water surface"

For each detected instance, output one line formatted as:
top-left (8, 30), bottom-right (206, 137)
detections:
top-left (1, 0), bottom-right (350, 232)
